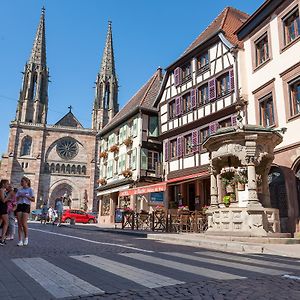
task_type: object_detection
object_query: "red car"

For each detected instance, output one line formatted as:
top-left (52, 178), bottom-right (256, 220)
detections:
top-left (62, 209), bottom-right (96, 224)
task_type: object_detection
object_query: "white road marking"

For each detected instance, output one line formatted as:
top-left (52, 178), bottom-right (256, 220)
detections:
top-left (282, 274), bottom-right (300, 280)
top-left (13, 257), bottom-right (104, 298)
top-left (71, 255), bottom-right (183, 288)
top-left (196, 251), bottom-right (300, 271)
top-left (120, 253), bottom-right (246, 280)
top-left (163, 252), bottom-right (289, 276)
top-left (29, 227), bottom-right (153, 253)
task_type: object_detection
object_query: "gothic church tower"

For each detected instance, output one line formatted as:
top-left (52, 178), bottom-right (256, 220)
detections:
top-left (16, 7), bottom-right (49, 124)
top-left (92, 21), bottom-right (118, 131)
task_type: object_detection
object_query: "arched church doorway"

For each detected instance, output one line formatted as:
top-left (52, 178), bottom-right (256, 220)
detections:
top-left (49, 183), bottom-right (73, 208)
top-left (268, 166), bottom-right (288, 232)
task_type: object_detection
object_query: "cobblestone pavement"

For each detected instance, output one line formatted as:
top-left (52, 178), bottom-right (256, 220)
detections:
top-left (0, 222), bottom-right (299, 300)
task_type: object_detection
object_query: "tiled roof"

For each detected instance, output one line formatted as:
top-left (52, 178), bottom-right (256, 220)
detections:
top-left (182, 7), bottom-right (249, 56)
top-left (101, 68), bottom-right (162, 132)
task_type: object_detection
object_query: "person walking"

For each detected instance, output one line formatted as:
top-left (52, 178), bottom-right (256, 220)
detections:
top-left (16, 177), bottom-right (35, 246)
top-left (48, 206), bottom-right (54, 223)
top-left (6, 186), bottom-right (17, 240)
top-left (41, 202), bottom-right (48, 224)
top-left (0, 179), bottom-right (13, 245)
top-left (55, 197), bottom-right (64, 227)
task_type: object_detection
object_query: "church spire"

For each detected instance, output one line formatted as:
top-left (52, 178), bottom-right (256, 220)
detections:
top-left (99, 21), bottom-right (115, 78)
top-left (16, 7), bottom-right (49, 124)
top-left (92, 21), bottom-right (119, 131)
top-left (29, 6), bottom-right (46, 67)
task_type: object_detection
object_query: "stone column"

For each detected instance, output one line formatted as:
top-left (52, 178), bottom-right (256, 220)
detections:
top-left (246, 158), bottom-right (261, 207)
top-left (210, 172), bottom-right (218, 207)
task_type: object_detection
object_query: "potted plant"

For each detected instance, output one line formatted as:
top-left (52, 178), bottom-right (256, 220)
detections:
top-left (221, 170), bottom-right (235, 193)
top-left (99, 151), bottom-right (108, 159)
top-left (109, 144), bottom-right (119, 153)
top-left (233, 174), bottom-right (247, 191)
top-left (123, 136), bottom-right (133, 147)
top-left (97, 178), bottom-right (107, 186)
top-left (223, 195), bottom-right (231, 207)
top-left (122, 169), bottom-right (132, 178)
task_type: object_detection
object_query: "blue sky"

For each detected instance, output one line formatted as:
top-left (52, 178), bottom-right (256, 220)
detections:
top-left (0, 0), bottom-right (263, 155)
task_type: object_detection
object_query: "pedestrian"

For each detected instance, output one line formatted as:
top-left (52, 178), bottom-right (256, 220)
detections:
top-left (48, 206), bottom-right (54, 223)
top-left (41, 202), bottom-right (48, 224)
top-left (16, 177), bottom-right (35, 246)
top-left (6, 186), bottom-right (17, 240)
top-left (0, 179), bottom-right (14, 245)
top-left (55, 197), bottom-right (64, 227)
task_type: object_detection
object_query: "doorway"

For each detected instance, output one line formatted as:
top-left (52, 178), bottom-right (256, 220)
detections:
top-left (188, 183), bottom-right (195, 211)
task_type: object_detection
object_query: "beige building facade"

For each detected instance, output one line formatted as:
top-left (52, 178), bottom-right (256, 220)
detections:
top-left (237, 0), bottom-right (300, 233)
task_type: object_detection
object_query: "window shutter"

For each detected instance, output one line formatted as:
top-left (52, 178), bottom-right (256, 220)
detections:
top-left (132, 148), bottom-right (137, 170)
top-left (141, 148), bottom-right (148, 170)
top-left (174, 67), bottom-right (181, 86)
top-left (231, 115), bottom-right (237, 127)
top-left (209, 122), bottom-right (218, 135)
top-left (192, 130), bottom-right (199, 152)
top-left (229, 69), bottom-right (234, 91)
top-left (176, 137), bottom-right (182, 157)
top-left (164, 142), bottom-right (169, 162)
top-left (132, 118), bottom-right (138, 137)
top-left (191, 89), bottom-right (197, 109)
top-left (208, 79), bottom-right (216, 101)
top-left (175, 97), bottom-right (182, 116)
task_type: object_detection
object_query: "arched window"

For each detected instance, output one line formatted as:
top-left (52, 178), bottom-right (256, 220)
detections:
top-left (71, 165), bottom-right (76, 174)
top-left (66, 164), bottom-right (71, 174)
top-left (56, 164), bottom-right (60, 173)
top-left (82, 166), bottom-right (87, 175)
top-left (77, 165), bottom-right (81, 174)
top-left (21, 136), bottom-right (32, 156)
top-left (50, 163), bottom-right (55, 173)
top-left (61, 164), bottom-right (65, 173)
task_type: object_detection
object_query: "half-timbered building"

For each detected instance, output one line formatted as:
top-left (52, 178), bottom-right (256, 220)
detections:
top-left (97, 68), bottom-right (163, 225)
top-left (155, 7), bottom-right (249, 210)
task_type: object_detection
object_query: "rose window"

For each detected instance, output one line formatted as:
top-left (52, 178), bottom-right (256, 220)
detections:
top-left (56, 138), bottom-right (78, 160)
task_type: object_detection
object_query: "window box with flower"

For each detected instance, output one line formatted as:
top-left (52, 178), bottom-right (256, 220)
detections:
top-left (99, 151), bottom-right (108, 159)
top-left (220, 169), bottom-right (235, 193)
top-left (123, 136), bottom-right (133, 147)
top-left (122, 169), bottom-right (132, 178)
top-left (97, 178), bottom-right (107, 186)
top-left (109, 144), bottom-right (119, 153)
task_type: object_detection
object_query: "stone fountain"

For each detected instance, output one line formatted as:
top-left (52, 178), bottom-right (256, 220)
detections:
top-left (203, 119), bottom-right (284, 237)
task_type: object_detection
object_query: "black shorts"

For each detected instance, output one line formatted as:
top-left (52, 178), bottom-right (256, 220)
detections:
top-left (0, 202), bottom-right (7, 215)
top-left (16, 204), bottom-right (31, 214)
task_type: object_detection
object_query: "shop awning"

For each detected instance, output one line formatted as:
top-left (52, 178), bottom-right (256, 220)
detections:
top-left (119, 182), bottom-right (167, 197)
top-left (97, 184), bottom-right (131, 196)
top-left (167, 170), bottom-right (209, 185)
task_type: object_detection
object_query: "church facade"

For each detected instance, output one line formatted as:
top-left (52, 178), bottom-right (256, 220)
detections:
top-left (0, 9), bottom-right (119, 211)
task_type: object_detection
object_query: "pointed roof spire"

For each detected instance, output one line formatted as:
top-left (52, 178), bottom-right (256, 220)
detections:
top-left (29, 7), bottom-right (46, 66)
top-left (99, 21), bottom-right (116, 78)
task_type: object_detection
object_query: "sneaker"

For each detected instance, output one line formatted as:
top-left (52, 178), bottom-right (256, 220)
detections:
top-left (23, 238), bottom-right (28, 246)
top-left (17, 240), bottom-right (24, 246)
top-left (0, 240), bottom-right (5, 246)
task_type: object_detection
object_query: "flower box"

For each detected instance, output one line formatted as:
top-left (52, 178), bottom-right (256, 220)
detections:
top-left (122, 169), bottom-right (132, 178)
top-left (109, 144), bottom-right (119, 153)
top-left (123, 137), bottom-right (133, 147)
top-left (97, 178), bottom-right (107, 186)
top-left (99, 151), bottom-right (108, 159)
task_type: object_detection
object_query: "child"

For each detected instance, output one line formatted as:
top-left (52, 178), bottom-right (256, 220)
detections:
top-left (6, 187), bottom-right (17, 240)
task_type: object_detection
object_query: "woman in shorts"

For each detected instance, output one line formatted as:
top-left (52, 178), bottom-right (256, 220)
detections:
top-left (0, 179), bottom-right (13, 245)
top-left (16, 177), bottom-right (35, 246)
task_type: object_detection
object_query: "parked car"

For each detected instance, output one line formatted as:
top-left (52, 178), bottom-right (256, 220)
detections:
top-left (30, 209), bottom-right (43, 221)
top-left (62, 209), bottom-right (96, 224)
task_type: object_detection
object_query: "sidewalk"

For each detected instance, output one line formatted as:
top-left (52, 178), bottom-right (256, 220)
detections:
top-left (61, 223), bottom-right (300, 258)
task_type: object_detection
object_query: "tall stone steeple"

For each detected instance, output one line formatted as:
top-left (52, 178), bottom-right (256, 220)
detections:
top-left (16, 7), bottom-right (49, 124)
top-left (92, 21), bottom-right (119, 131)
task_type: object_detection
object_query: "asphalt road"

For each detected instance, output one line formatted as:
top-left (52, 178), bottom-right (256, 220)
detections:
top-left (0, 222), bottom-right (300, 300)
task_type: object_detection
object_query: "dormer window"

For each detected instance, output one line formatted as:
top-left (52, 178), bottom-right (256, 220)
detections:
top-left (197, 51), bottom-right (209, 72)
